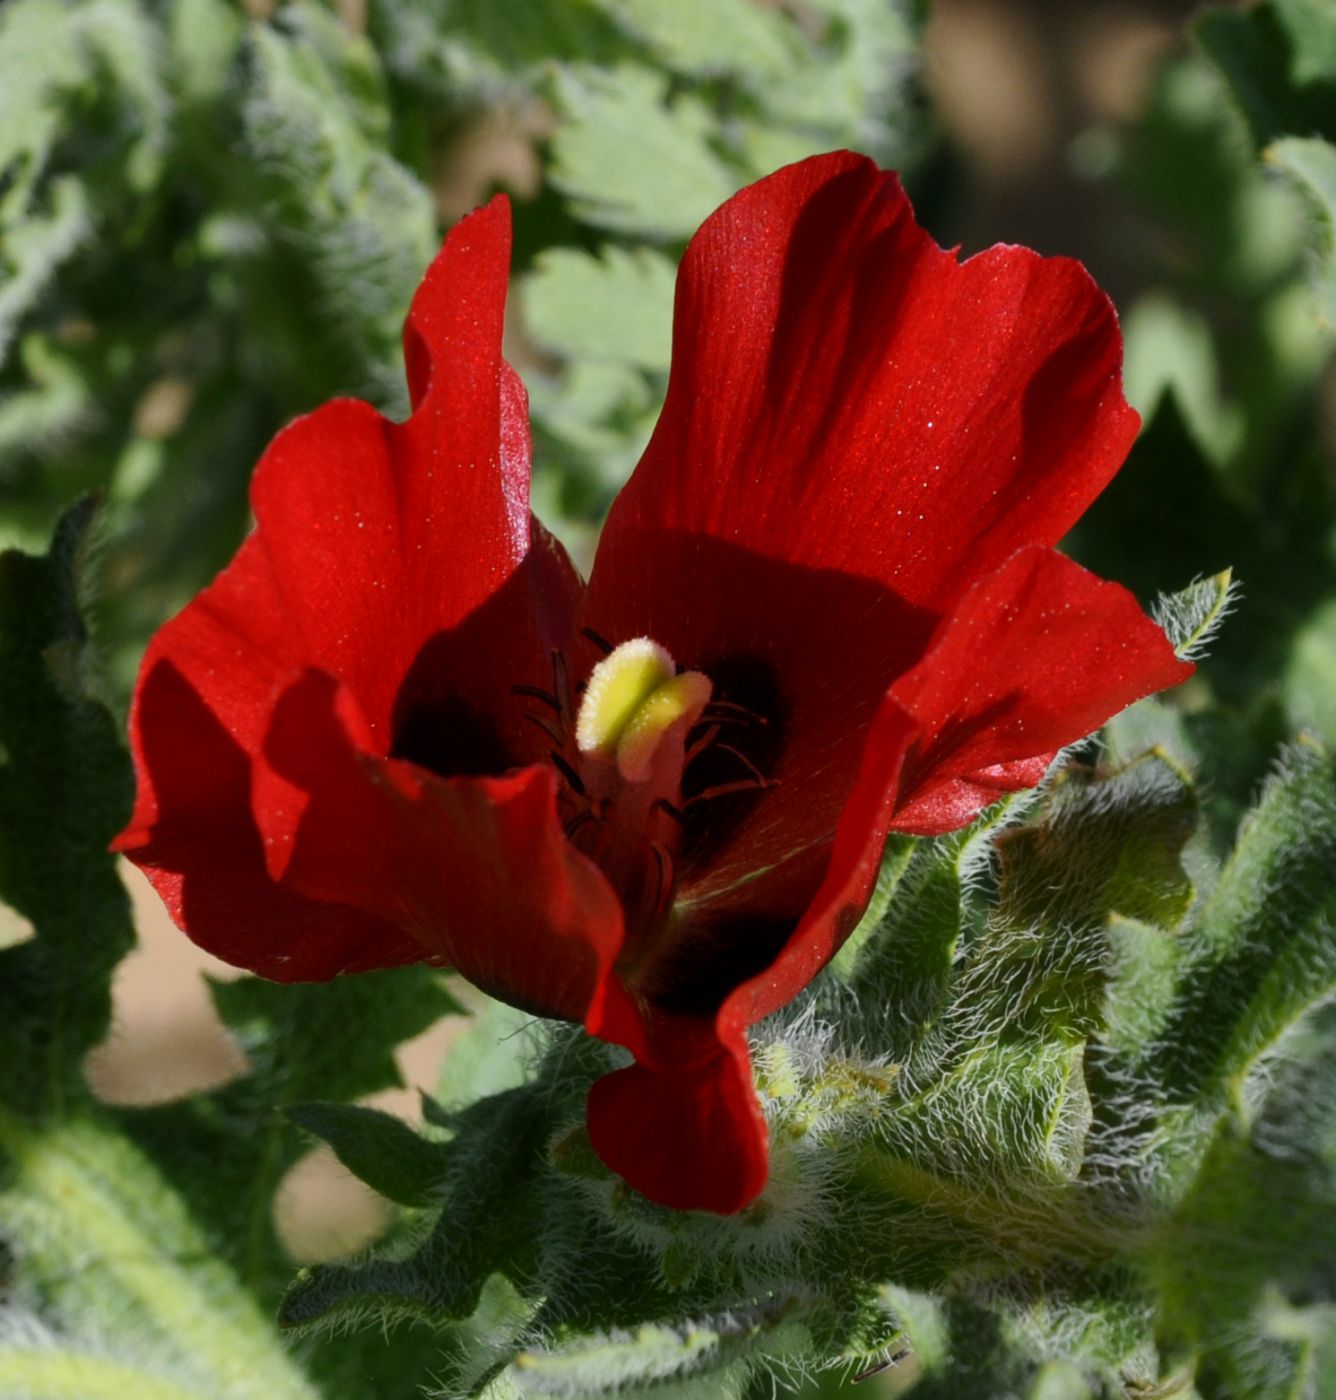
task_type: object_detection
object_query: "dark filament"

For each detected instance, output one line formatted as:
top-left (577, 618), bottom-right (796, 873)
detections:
top-left (511, 683), bottom-right (561, 713)
top-left (650, 843), bottom-right (674, 911)
top-left (549, 748), bottom-right (586, 797)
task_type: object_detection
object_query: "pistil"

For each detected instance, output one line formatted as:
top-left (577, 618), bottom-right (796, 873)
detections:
top-left (572, 637), bottom-right (713, 938)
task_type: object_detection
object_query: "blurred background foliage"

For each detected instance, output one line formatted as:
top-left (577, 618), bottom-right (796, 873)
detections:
top-left (1, 1), bottom-right (1335, 1398)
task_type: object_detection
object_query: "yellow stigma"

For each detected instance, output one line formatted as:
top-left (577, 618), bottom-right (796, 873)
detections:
top-left (575, 637), bottom-right (712, 782)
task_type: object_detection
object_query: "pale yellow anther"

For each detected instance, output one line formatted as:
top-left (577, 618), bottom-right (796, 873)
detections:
top-left (575, 638), bottom-right (676, 755)
top-left (615, 671), bottom-right (712, 782)
top-left (574, 637), bottom-right (713, 783)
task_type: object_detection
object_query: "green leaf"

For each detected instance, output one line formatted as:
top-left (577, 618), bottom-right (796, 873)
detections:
top-left (1266, 136), bottom-right (1336, 328)
top-left (369, 0), bottom-right (624, 100)
top-left (1273, 0), bottom-right (1336, 85)
top-left (122, 966), bottom-right (458, 1302)
top-left (548, 64), bottom-right (738, 240)
top-left (279, 1083), bottom-right (549, 1330)
top-left (210, 968), bottom-right (461, 1107)
top-left (1195, 3), bottom-right (1336, 148)
top-left (287, 1102), bottom-right (447, 1208)
top-left (0, 0), bottom-right (169, 357)
top-left (839, 829), bottom-right (975, 1058)
top-left (507, 1304), bottom-right (796, 1396)
top-left (241, 7), bottom-right (437, 406)
top-left (752, 0), bottom-right (923, 158)
top-left (1155, 739), bottom-right (1336, 1110)
top-left (0, 498), bottom-right (133, 1121)
top-left (523, 245), bottom-right (676, 372)
top-left (1157, 1114), bottom-right (1336, 1357)
top-left (0, 1114), bottom-right (321, 1400)
top-left (1121, 295), bottom-right (1240, 463)
top-left (1103, 915), bottom-right (1182, 1058)
top-left (995, 754), bottom-right (1196, 935)
top-left (590, 0), bottom-right (803, 85)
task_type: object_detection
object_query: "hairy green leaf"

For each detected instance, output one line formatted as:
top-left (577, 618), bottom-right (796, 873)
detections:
top-left (591, 0), bottom-right (802, 84)
top-left (1154, 739), bottom-right (1336, 1109)
top-left (0, 499), bottom-right (132, 1120)
top-left (548, 65), bottom-right (737, 239)
top-left (0, 1115), bottom-right (321, 1400)
top-left (1267, 135), bottom-right (1336, 328)
top-left (524, 245), bottom-right (676, 373)
top-left (288, 1101), bottom-right (448, 1208)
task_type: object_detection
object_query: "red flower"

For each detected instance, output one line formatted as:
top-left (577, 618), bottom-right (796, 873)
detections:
top-left (114, 153), bottom-right (1191, 1214)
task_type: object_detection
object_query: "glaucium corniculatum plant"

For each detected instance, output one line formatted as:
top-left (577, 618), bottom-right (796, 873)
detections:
top-left (114, 152), bottom-right (1190, 1213)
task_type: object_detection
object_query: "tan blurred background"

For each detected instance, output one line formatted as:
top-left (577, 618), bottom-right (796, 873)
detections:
top-left (73, 0), bottom-right (1213, 1273)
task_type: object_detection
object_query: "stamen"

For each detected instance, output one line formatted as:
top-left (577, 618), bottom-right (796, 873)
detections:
top-left (685, 778), bottom-right (771, 808)
top-left (650, 843), bottom-right (674, 911)
top-left (713, 741), bottom-right (769, 787)
top-left (703, 699), bottom-right (767, 724)
top-left (551, 650), bottom-right (573, 717)
top-left (654, 797), bottom-right (686, 826)
top-left (522, 711), bottom-right (565, 746)
top-left (564, 810), bottom-right (596, 841)
top-left (582, 626), bottom-right (615, 655)
top-left (685, 724), bottom-right (721, 765)
top-left (549, 749), bottom-right (586, 797)
top-left (512, 683), bottom-right (562, 713)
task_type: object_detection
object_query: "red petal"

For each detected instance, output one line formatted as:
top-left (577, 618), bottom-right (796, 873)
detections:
top-left (112, 659), bottom-right (421, 981)
top-left (592, 151), bottom-right (1139, 616)
top-left (887, 545), bottom-right (1193, 830)
top-left (581, 532), bottom-right (936, 950)
top-left (586, 1030), bottom-right (767, 1214)
top-left (260, 670), bottom-right (624, 1024)
top-left (723, 544), bottom-right (1191, 1029)
top-left (117, 196), bottom-right (584, 980)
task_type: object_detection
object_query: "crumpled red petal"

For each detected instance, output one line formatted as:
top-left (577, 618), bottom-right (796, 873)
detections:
top-left (592, 150), bottom-right (1139, 618)
top-left (586, 1028), bottom-right (767, 1215)
top-left (583, 150), bottom-right (1141, 937)
top-left (886, 545), bottom-right (1194, 831)
top-left (115, 197), bottom-right (585, 980)
top-left (259, 670), bottom-right (624, 1023)
top-left (112, 658), bottom-right (423, 982)
top-left (725, 543), bottom-right (1193, 1032)
top-left (590, 545), bottom-right (1190, 1213)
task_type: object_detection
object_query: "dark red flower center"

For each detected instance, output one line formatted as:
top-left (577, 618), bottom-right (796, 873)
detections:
top-left (512, 635), bottom-right (777, 991)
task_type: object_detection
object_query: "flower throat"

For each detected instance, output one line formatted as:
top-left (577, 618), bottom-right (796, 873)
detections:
top-left (514, 635), bottom-right (771, 958)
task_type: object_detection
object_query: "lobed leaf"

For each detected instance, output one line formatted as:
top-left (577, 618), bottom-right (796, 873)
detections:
top-left (287, 1101), bottom-right (449, 1208)
top-left (1266, 135), bottom-right (1336, 328)
top-left (589, 0), bottom-right (802, 85)
top-left (0, 499), bottom-right (133, 1121)
top-left (523, 246), bottom-right (676, 373)
top-left (1152, 738), bottom-right (1336, 1110)
top-left (548, 65), bottom-right (737, 240)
